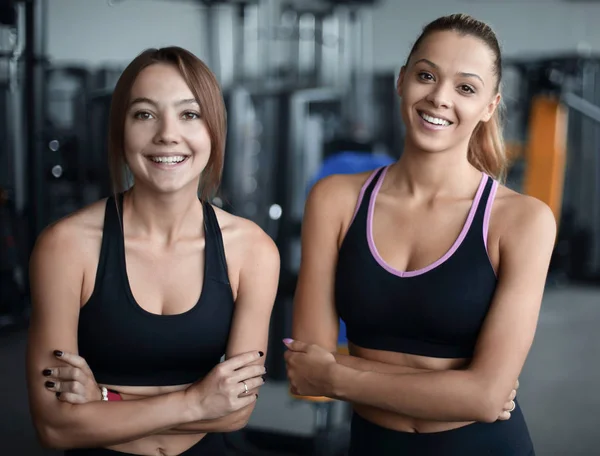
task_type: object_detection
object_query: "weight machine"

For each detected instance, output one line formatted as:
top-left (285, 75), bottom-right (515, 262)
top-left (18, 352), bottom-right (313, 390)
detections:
top-left (504, 54), bottom-right (600, 283)
top-left (210, 1), bottom-right (382, 454)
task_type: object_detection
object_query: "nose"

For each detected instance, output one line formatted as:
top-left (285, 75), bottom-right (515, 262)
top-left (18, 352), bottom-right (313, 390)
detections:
top-left (153, 115), bottom-right (181, 145)
top-left (425, 83), bottom-right (453, 109)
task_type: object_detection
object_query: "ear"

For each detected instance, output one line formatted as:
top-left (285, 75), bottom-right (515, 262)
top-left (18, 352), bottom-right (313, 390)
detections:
top-left (482, 92), bottom-right (501, 122)
top-left (397, 66), bottom-right (406, 97)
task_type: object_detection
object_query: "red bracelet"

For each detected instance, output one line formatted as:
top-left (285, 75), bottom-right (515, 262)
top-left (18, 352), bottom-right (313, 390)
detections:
top-left (107, 390), bottom-right (122, 401)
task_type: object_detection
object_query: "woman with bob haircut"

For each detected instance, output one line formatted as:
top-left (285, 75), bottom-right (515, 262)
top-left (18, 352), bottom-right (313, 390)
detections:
top-left (26, 46), bottom-right (279, 455)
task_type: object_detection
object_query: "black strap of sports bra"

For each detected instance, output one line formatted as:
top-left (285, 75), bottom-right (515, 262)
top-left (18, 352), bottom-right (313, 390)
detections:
top-left (471, 174), bottom-right (494, 226)
top-left (203, 202), bottom-right (231, 285)
top-left (114, 193), bottom-right (229, 285)
top-left (356, 166), bottom-right (387, 219)
top-left (102, 193), bottom-right (120, 231)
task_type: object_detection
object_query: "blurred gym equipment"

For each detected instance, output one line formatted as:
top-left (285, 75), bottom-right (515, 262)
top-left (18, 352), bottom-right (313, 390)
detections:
top-left (212, 1), bottom-right (389, 453)
top-left (210, 1), bottom-right (388, 387)
top-left (43, 66), bottom-right (99, 223)
top-left (504, 55), bottom-right (600, 283)
top-left (0, 0), bottom-right (28, 329)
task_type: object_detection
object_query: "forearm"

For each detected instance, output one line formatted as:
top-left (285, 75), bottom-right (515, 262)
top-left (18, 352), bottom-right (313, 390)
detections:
top-left (160, 406), bottom-right (252, 434)
top-left (39, 391), bottom-right (195, 449)
top-left (331, 365), bottom-right (495, 423)
top-left (118, 392), bottom-right (252, 434)
top-left (334, 353), bottom-right (433, 375)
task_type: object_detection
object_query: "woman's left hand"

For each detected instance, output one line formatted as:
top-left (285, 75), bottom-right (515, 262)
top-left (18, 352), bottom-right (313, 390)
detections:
top-left (283, 339), bottom-right (338, 397)
top-left (42, 350), bottom-right (102, 404)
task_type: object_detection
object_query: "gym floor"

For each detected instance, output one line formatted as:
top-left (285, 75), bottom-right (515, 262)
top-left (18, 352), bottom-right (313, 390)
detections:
top-left (1, 283), bottom-right (598, 456)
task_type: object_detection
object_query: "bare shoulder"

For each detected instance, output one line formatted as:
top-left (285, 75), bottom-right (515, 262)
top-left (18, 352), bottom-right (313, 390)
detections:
top-left (29, 198), bottom-right (109, 318)
top-left (211, 205), bottom-right (280, 269)
top-left (305, 170), bottom-right (377, 237)
top-left (493, 184), bottom-right (557, 246)
top-left (31, 199), bottom-right (108, 264)
top-left (308, 170), bottom-right (373, 211)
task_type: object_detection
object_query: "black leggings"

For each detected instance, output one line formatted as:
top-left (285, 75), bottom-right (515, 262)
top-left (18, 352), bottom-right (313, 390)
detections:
top-left (349, 401), bottom-right (535, 456)
top-left (63, 433), bottom-right (227, 455)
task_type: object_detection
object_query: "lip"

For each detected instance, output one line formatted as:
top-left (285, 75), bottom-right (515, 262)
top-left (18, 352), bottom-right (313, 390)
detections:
top-left (417, 114), bottom-right (451, 132)
top-left (145, 154), bottom-right (190, 168)
top-left (417, 110), bottom-right (454, 124)
top-left (144, 153), bottom-right (190, 158)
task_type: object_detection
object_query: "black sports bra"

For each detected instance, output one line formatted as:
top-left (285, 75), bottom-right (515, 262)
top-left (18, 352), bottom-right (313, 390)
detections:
top-left (77, 194), bottom-right (235, 386)
top-left (335, 166), bottom-right (498, 358)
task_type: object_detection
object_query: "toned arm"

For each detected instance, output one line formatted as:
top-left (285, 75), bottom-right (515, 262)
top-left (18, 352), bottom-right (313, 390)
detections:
top-left (329, 197), bottom-right (557, 422)
top-left (115, 392), bottom-right (255, 435)
top-left (169, 221), bottom-right (280, 433)
top-left (26, 222), bottom-right (196, 449)
top-left (292, 175), bottom-right (432, 376)
top-left (291, 176), bottom-right (344, 352)
top-left (334, 354), bottom-right (432, 375)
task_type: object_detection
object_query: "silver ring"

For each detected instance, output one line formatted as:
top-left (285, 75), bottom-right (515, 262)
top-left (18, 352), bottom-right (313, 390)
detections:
top-left (508, 401), bottom-right (516, 412)
top-left (242, 381), bottom-right (249, 394)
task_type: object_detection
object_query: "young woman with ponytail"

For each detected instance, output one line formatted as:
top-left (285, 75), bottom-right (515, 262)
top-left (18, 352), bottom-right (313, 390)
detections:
top-left (285, 13), bottom-right (555, 454)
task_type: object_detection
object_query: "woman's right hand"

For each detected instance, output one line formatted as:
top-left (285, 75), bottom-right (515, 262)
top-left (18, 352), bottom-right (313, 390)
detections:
top-left (42, 350), bottom-right (102, 404)
top-left (185, 350), bottom-right (266, 421)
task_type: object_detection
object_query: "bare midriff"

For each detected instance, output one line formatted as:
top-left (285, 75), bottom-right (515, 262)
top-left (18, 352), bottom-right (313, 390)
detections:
top-left (349, 342), bottom-right (474, 433)
top-left (100, 382), bottom-right (203, 456)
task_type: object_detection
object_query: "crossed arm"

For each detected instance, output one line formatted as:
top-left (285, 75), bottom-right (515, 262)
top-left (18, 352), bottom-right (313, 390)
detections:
top-left (289, 177), bottom-right (556, 423)
top-left (43, 236), bottom-right (279, 436)
top-left (27, 220), bottom-right (280, 448)
top-left (42, 330), bottom-right (423, 436)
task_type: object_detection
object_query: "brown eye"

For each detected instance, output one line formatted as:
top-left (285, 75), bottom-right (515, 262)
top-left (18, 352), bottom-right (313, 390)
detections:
top-left (182, 111), bottom-right (200, 120)
top-left (134, 111), bottom-right (153, 120)
top-left (418, 72), bottom-right (434, 81)
top-left (460, 85), bottom-right (475, 94)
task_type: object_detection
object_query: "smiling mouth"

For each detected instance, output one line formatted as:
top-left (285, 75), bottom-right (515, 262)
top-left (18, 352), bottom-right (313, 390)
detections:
top-left (418, 111), bottom-right (453, 127)
top-left (145, 155), bottom-right (190, 165)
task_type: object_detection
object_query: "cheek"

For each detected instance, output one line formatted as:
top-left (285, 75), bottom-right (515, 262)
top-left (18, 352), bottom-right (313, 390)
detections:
top-left (456, 100), bottom-right (489, 125)
top-left (400, 81), bottom-right (422, 105)
top-left (124, 120), bottom-right (150, 148)
top-left (188, 124), bottom-right (212, 151)
top-left (122, 124), bottom-right (136, 157)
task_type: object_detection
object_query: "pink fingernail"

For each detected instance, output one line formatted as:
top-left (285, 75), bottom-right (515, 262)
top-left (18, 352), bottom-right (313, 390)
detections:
top-left (283, 338), bottom-right (293, 344)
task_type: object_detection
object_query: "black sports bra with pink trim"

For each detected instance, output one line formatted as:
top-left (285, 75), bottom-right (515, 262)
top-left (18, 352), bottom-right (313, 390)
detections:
top-left (335, 166), bottom-right (499, 359)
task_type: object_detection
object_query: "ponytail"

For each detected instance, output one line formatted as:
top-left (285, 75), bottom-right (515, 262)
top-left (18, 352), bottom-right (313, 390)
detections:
top-left (468, 104), bottom-right (507, 182)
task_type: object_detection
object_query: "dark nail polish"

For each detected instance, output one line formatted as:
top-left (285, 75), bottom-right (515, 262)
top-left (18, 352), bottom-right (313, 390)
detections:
top-left (56, 392), bottom-right (61, 398)
top-left (45, 381), bottom-right (55, 388)
top-left (262, 376), bottom-right (266, 382)
top-left (53, 350), bottom-right (63, 357)
top-left (255, 394), bottom-right (258, 398)
top-left (258, 351), bottom-right (264, 357)
top-left (42, 369), bottom-right (51, 376)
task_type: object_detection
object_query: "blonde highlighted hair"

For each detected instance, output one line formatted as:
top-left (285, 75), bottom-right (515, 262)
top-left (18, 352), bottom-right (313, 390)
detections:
top-left (406, 14), bottom-right (507, 181)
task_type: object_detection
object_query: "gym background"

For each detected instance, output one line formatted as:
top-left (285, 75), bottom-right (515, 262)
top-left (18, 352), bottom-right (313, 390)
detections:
top-left (1, 0), bottom-right (599, 455)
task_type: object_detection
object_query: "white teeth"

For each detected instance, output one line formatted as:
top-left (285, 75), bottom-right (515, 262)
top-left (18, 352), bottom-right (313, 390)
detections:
top-left (420, 112), bottom-right (451, 126)
top-left (149, 156), bottom-right (187, 164)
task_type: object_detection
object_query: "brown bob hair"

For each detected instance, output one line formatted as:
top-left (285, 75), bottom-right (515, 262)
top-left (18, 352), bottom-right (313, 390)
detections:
top-left (108, 46), bottom-right (227, 200)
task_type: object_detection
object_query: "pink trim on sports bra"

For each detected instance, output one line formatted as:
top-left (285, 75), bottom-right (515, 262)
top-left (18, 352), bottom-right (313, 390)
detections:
top-left (367, 166), bottom-right (488, 278)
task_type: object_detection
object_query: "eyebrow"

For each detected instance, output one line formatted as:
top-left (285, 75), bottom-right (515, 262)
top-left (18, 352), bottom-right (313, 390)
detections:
top-left (414, 58), bottom-right (484, 85)
top-left (129, 97), bottom-right (199, 107)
